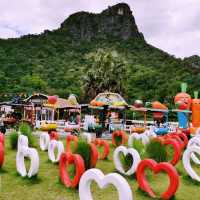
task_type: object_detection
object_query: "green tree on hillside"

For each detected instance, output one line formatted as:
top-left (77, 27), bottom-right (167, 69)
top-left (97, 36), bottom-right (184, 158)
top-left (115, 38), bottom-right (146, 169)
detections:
top-left (83, 49), bottom-right (127, 99)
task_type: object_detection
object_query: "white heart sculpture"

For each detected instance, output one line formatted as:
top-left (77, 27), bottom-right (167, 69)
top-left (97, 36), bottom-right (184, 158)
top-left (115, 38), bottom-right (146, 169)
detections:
top-left (16, 135), bottom-right (39, 178)
top-left (187, 137), bottom-right (200, 164)
top-left (79, 168), bottom-right (133, 200)
top-left (144, 127), bottom-right (157, 139)
top-left (128, 133), bottom-right (149, 147)
top-left (183, 146), bottom-right (200, 182)
top-left (48, 140), bottom-right (64, 163)
top-left (40, 133), bottom-right (50, 151)
top-left (82, 132), bottom-right (92, 143)
top-left (18, 134), bottom-right (28, 152)
top-left (113, 146), bottom-right (141, 175)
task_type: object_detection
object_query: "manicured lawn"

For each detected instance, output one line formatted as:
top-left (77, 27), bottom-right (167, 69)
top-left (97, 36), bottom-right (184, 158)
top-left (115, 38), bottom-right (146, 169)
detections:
top-left (1, 134), bottom-right (200, 200)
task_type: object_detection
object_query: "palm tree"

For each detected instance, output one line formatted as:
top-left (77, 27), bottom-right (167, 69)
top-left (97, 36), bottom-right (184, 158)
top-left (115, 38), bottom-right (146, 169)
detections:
top-left (83, 49), bottom-right (127, 99)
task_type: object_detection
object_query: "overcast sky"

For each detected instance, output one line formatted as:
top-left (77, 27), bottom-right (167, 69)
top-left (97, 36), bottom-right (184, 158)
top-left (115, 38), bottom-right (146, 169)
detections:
top-left (0, 0), bottom-right (199, 58)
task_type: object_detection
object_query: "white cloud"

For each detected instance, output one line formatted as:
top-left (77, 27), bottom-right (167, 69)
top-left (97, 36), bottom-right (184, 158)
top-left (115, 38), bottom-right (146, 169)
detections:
top-left (0, 0), bottom-right (199, 58)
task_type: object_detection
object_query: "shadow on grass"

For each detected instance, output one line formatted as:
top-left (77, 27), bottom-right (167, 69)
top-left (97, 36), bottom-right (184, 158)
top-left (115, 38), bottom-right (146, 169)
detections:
top-left (136, 187), bottom-right (177, 200)
top-left (14, 172), bottom-right (42, 185)
top-left (182, 175), bottom-right (200, 186)
top-left (0, 168), bottom-right (8, 174)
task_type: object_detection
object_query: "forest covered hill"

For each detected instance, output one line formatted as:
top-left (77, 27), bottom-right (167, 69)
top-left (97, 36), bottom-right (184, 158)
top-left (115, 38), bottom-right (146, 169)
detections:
top-left (0, 3), bottom-right (199, 105)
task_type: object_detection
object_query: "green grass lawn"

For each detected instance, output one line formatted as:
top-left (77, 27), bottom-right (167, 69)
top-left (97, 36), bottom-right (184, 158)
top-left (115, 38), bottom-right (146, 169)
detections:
top-left (1, 135), bottom-right (200, 200)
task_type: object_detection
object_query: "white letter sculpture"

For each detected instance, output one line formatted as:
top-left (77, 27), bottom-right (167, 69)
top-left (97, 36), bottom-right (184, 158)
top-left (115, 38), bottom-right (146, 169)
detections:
top-left (40, 133), bottom-right (50, 151)
top-left (48, 140), bottom-right (64, 163)
top-left (113, 146), bottom-right (141, 175)
top-left (16, 135), bottom-right (39, 178)
top-left (79, 168), bottom-right (133, 200)
top-left (183, 146), bottom-right (200, 182)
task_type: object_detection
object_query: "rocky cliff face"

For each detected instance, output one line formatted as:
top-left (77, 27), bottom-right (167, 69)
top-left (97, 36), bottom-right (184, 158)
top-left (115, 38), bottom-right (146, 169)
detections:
top-left (60, 3), bottom-right (144, 41)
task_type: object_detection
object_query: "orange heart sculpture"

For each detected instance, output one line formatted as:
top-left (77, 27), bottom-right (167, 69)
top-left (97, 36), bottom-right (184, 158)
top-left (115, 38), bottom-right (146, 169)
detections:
top-left (93, 139), bottom-right (110, 160)
top-left (66, 135), bottom-right (78, 153)
top-left (112, 130), bottom-right (127, 147)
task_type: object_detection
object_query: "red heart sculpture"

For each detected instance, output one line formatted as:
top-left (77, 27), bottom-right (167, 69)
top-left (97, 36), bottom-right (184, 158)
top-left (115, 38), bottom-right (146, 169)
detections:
top-left (173, 132), bottom-right (188, 148)
top-left (0, 143), bottom-right (4, 168)
top-left (0, 133), bottom-right (4, 145)
top-left (50, 131), bottom-right (59, 140)
top-left (163, 134), bottom-right (184, 149)
top-left (154, 137), bottom-right (182, 166)
top-left (93, 139), bottom-right (110, 160)
top-left (136, 159), bottom-right (179, 199)
top-left (0, 133), bottom-right (4, 167)
top-left (112, 130), bottom-right (127, 147)
top-left (89, 143), bottom-right (99, 168)
top-left (59, 152), bottom-right (85, 188)
top-left (66, 135), bottom-right (78, 153)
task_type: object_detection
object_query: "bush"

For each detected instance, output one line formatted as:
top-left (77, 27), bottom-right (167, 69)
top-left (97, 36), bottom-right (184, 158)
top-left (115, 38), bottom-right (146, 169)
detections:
top-left (120, 153), bottom-right (133, 172)
top-left (76, 141), bottom-right (91, 169)
top-left (115, 135), bottom-right (122, 146)
top-left (131, 139), bottom-right (145, 154)
top-left (146, 139), bottom-right (167, 162)
top-left (19, 122), bottom-right (35, 147)
top-left (9, 130), bottom-right (19, 149)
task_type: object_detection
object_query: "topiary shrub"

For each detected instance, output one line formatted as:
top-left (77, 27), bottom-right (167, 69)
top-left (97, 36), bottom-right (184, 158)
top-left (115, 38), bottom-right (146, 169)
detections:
top-left (120, 153), bottom-right (133, 172)
top-left (9, 130), bottom-right (19, 149)
top-left (131, 139), bottom-right (145, 154)
top-left (146, 139), bottom-right (167, 162)
top-left (19, 122), bottom-right (35, 147)
top-left (76, 141), bottom-right (91, 170)
top-left (115, 135), bottom-right (122, 146)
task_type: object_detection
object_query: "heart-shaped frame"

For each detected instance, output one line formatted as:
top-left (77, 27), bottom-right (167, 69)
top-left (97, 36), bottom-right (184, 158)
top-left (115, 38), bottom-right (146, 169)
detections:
top-left (183, 146), bottom-right (200, 182)
top-left (93, 139), bottom-right (110, 160)
top-left (0, 142), bottom-right (4, 168)
top-left (48, 140), bottom-right (64, 163)
top-left (112, 130), bottom-right (127, 147)
top-left (89, 143), bottom-right (99, 168)
top-left (113, 146), bottom-right (141, 175)
top-left (50, 131), bottom-right (59, 140)
top-left (40, 133), bottom-right (50, 151)
top-left (154, 137), bottom-right (182, 166)
top-left (0, 133), bottom-right (4, 145)
top-left (136, 159), bottom-right (179, 199)
top-left (187, 136), bottom-right (200, 164)
top-left (59, 152), bottom-right (85, 188)
top-left (79, 168), bottom-right (133, 200)
top-left (66, 135), bottom-right (78, 153)
top-left (128, 133), bottom-right (149, 147)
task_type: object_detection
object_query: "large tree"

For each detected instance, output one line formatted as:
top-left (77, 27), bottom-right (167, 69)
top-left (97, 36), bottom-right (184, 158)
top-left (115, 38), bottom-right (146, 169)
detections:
top-left (83, 49), bottom-right (127, 99)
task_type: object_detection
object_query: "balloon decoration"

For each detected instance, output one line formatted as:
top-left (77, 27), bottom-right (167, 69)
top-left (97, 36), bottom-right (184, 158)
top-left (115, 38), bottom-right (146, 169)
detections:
top-left (0, 133), bottom-right (4, 168)
top-left (66, 135), bottom-right (78, 153)
top-left (79, 168), bottom-right (133, 200)
top-left (40, 133), bottom-right (50, 151)
top-left (48, 95), bottom-right (57, 105)
top-left (183, 146), bottom-right (200, 182)
top-left (93, 139), bottom-right (110, 160)
top-left (16, 135), bottom-right (39, 178)
top-left (113, 146), bottom-right (141, 176)
top-left (136, 159), bottom-right (179, 199)
top-left (59, 152), bottom-right (85, 188)
top-left (112, 130), bottom-right (127, 147)
top-left (48, 140), bottom-right (64, 163)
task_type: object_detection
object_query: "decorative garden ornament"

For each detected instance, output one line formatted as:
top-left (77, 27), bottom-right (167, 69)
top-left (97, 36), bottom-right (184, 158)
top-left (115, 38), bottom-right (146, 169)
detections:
top-left (113, 146), bottom-right (141, 175)
top-left (79, 168), bottom-right (133, 200)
